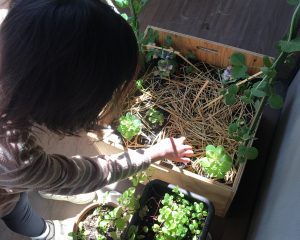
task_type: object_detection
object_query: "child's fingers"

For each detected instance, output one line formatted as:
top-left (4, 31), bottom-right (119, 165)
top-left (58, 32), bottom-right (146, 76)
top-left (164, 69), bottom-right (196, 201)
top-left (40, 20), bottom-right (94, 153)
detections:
top-left (178, 157), bottom-right (191, 163)
top-left (180, 149), bottom-right (193, 156)
top-left (183, 145), bottom-right (193, 151)
top-left (176, 136), bottom-right (186, 144)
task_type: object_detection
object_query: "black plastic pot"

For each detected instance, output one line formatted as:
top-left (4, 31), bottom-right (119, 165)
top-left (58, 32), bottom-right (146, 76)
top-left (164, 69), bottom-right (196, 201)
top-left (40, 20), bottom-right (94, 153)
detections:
top-left (128, 179), bottom-right (214, 240)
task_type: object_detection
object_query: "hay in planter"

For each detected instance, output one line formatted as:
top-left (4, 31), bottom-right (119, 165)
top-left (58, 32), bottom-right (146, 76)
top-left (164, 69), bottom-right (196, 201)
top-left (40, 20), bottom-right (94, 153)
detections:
top-left (119, 59), bottom-right (256, 184)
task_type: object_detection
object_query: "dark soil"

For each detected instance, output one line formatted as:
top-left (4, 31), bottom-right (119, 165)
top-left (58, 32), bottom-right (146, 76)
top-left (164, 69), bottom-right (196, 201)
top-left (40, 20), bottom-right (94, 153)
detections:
top-left (77, 206), bottom-right (115, 240)
top-left (136, 197), bottom-right (159, 239)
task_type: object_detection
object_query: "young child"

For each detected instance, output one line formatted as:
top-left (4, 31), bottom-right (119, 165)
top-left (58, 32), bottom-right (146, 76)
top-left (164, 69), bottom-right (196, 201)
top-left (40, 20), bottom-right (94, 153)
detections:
top-left (0, 1), bottom-right (193, 239)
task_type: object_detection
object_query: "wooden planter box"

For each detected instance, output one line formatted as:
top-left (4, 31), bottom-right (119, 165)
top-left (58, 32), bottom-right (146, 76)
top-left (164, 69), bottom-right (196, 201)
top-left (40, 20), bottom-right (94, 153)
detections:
top-left (97, 26), bottom-right (265, 217)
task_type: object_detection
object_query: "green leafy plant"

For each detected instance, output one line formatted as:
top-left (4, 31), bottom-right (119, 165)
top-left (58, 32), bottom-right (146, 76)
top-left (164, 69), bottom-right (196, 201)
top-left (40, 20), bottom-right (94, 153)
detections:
top-left (150, 186), bottom-right (207, 240)
top-left (228, 120), bottom-right (259, 162)
top-left (223, 84), bottom-right (238, 106)
top-left (194, 145), bottom-right (232, 179)
top-left (117, 113), bottom-right (142, 140)
top-left (229, 52), bottom-right (249, 80)
top-left (114, 0), bottom-right (148, 50)
top-left (228, 119), bottom-right (252, 142)
top-left (146, 108), bottom-right (165, 126)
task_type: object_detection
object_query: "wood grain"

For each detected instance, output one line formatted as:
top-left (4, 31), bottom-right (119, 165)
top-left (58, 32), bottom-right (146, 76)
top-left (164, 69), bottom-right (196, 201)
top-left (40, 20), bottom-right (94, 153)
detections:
top-left (139, 0), bottom-right (295, 57)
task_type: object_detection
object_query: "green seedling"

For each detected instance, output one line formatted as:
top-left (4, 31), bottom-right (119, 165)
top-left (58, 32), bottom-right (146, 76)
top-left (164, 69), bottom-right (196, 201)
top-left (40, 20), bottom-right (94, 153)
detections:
top-left (117, 113), bottom-right (142, 140)
top-left (195, 145), bottom-right (232, 179)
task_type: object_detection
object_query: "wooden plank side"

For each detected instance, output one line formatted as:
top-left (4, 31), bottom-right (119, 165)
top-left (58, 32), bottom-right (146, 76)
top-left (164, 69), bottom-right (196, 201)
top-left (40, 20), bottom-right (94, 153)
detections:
top-left (148, 163), bottom-right (233, 217)
top-left (150, 26), bottom-right (266, 74)
top-left (94, 140), bottom-right (233, 217)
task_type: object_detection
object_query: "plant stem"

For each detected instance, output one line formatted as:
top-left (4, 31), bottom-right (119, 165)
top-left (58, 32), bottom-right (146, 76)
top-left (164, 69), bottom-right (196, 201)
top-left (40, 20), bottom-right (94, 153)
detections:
top-left (199, 71), bottom-right (263, 111)
top-left (128, 0), bottom-right (141, 49)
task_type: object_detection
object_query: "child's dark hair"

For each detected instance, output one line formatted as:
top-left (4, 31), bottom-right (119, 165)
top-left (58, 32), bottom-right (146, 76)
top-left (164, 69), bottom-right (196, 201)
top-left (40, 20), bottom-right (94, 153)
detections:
top-left (0, 0), bottom-right (138, 134)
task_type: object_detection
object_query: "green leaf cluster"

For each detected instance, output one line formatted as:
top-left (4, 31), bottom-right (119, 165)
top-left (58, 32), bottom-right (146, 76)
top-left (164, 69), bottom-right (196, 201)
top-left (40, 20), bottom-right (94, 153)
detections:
top-left (228, 120), bottom-right (259, 162)
top-left (287, 0), bottom-right (300, 5)
top-left (129, 171), bottom-right (148, 187)
top-left (117, 113), bottom-right (142, 141)
top-left (114, 0), bottom-right (149, 50)
top-left (225, 53), bottom-right (283, 109)
top-left (146, 108), bottom-right (165, 126)
top-left (278, 38), bottom-right (300, 53)
top-left (156, 59), bottom-right (174, 77)
top-left (195, 145), bottom-right (232, 179)
top-left (237, 145), bottom-right (258, 162)
top-left (151, 186), bottom-right (207, 240)
top-left (69, 173), bottom-right (147, 240)
top-left (230, 53), bottom-right (249, 80)
top-left (228, 119), bottom-right (252, 142)
top-left (223, 84), bottom-right (238, 106)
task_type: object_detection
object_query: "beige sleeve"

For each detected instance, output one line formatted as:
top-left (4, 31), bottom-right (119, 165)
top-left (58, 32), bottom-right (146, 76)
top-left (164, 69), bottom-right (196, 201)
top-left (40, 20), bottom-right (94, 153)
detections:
top-left (0, 128), bottom-right (151, 195)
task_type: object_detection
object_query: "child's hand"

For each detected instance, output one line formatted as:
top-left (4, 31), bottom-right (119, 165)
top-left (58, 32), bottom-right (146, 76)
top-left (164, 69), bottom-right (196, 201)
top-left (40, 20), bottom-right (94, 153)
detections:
top-left (146, 137), bottom-right (193, 164)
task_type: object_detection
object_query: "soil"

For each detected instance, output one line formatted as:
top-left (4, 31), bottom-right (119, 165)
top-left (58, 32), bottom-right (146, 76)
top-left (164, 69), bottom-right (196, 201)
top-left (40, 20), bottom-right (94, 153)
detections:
top-left (75, 205), bottom-right (115, 240)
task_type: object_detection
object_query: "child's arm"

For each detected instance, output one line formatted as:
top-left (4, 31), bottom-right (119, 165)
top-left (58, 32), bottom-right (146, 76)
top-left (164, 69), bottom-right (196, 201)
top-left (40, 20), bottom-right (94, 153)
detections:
top-left (0, 128), bottom-right (192, 195)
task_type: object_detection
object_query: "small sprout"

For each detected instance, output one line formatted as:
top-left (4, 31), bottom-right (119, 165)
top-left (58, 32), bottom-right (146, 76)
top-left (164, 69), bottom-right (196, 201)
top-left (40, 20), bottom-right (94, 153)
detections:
top-left (228, 119), bottom-right (252, 142)
top-left (146, 108), bottom-right (164, 126)
top-left (156, 59), bottom-right (174, 77)
top-left (136, 79), bottom-right (144, 91)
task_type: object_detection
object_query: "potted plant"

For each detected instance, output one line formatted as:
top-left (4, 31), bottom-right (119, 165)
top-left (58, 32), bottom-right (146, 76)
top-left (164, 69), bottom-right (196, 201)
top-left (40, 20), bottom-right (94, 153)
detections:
top-left (127, 179), bottom-right (214, 240)
top-left (69, 173), bottom-right (147, 240)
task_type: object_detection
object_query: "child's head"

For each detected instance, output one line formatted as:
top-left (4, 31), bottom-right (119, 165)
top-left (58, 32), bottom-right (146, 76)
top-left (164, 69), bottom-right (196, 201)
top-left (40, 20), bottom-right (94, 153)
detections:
top-left (0, 0), bottom-right (138, 134)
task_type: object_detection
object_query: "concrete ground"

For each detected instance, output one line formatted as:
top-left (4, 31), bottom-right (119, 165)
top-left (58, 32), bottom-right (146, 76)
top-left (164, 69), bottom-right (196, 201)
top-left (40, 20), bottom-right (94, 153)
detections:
top-left (0, 129), bottom-right (128, 240)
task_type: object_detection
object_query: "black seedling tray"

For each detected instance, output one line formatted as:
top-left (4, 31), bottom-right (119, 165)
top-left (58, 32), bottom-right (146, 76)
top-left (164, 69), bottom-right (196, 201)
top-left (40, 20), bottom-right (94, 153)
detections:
top-left (128, 179), bottom-right (214, 240)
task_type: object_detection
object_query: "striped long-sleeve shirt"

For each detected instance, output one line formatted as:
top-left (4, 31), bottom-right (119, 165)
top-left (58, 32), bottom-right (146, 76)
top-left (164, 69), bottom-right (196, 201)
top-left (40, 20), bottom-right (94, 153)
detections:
top-left (0, 120), bottom-right (151, 217)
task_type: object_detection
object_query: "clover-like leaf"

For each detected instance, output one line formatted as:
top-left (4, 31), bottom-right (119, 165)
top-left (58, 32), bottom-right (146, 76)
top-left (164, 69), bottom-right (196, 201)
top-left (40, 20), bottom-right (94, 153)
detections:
top-left (278, 38), bottom-right (300, 53)
top-left (115, 0), bottom-right (129, 8)
top-left (287, 0), bottom-right (300, 6)
top-left (224, 93), bottom-right (237, 105)
top-left (263, 56), bottom-right (272, 67)
top-left (230, 52), bottom-right (246, 66)
top-left (268, 94), bottom-right (284, 109)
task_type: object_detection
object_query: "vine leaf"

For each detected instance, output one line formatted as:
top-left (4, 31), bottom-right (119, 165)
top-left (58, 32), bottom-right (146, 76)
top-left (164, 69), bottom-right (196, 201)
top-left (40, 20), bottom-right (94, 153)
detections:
top-left (115, 0), bottom-right (129, 8)
top-left (261, 67), bottom-right (277, 79)
top-left (230, 53), bottom-right (246, 66)
top-left (278, 38), bottom-right (300, 53)
top-left (231, 65), bottom-right (248, 79)
top-left (115, 218), bottom-right (126, 230)
top-left (251, 88), bottom-right (267, 97)
top-left (268, 94), bottom-right (284, 109)
top-left (164, 36), bottom-right (173, 48)
top-left (287, 0), bottom-right (300, 5)
top-left (263, 56), bottom-right (272, 67)
top-left (224, 94), bottom-right (237, 105)
top-left (121, 13), bottom-right (129, 20)
top-left (238, 145), bottom-right (258, 161)
top-left (251, 81), bottom-right (268, 98)
top-left (228, 84), bottom-right (238, 94)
